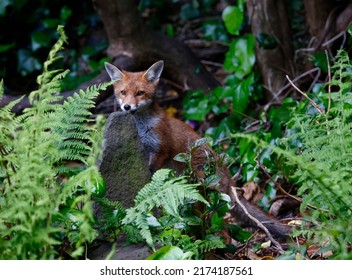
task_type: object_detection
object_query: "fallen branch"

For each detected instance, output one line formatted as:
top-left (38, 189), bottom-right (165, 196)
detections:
top-left (229, 186), bottom-right (285, 254)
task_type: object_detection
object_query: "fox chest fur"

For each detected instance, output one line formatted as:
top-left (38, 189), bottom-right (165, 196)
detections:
top-left (133, 111), bottom-right (161, 161)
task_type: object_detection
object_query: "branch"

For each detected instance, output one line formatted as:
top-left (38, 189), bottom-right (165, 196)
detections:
top-left (286, 75), bottom-right (325, 113)
top-left (229, 187), bottom-right (285, 254)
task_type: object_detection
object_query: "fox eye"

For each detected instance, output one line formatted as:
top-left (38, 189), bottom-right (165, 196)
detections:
top-left (120, 90), bottom-right (126, 96)
top-left (136, 91), bottom-right (145, 96)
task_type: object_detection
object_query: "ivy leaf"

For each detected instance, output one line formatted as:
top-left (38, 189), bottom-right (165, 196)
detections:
top-left (310, 51), bottom-right (329, 73)
top-left (203, 20), bottom-right (229, 42)
top-left (31, 31), bottom-right (52, 51)
top-left (224, 34), bottom-right (255, 79)
top-left (147, 245), bottom-right (189, 260)
top-left (225, 224), bottom-right (252, 243)
top-left (233, 73), bottom-right (254, 115)
top-left (222, 6), bottom-right (243, 35)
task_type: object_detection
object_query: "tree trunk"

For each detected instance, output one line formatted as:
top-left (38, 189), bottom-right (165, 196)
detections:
top-left (92, 0), bottom-right (220, 91)
top-left (246, 0), bottom-right (294, 101)
top-left (303, 0), bottom-right (352, 50)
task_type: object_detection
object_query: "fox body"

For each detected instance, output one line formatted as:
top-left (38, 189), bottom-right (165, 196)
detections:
top-left (105, 61), bottom-right (291, 238)
top-left (105, 61), bottom-right (199, 172)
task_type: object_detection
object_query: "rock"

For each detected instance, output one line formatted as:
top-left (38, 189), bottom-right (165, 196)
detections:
top-left (92, 112), bottom-right (152, 260)
top-left (88, 236), bottom-right (151, 260)
top-left (97, 111), bottom-right (151, 209)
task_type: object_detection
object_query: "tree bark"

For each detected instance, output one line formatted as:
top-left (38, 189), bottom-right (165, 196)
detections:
top-left (92, 0), bottom-right (220, 91)
top-left (303, 0), bottom-right (352, 50)
top-left (246, 0), bottom-right (294, 101)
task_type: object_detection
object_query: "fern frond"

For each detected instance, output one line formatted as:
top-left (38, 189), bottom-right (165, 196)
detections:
top-left (0, 26), bottom-right (104, 259)
top-left (123, 169), bottom-right (206, 248)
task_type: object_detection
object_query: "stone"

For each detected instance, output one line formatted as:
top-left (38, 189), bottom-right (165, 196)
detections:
top-left (97, 111), bottom-right (151, 209)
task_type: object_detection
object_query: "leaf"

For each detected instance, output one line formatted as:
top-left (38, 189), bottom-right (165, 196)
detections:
top-left (60, 6), bottom-right (72, 21)
top-left (222, 6), bottom-right (243, 35)
top-left (209, 212), bottom-right (224, 233)
top-left (224, 35), bottom-right (255, 79)
top-left (204, 175), bottom-right (221, 188)
top-left (173, 152), bottom-right (189, 163)
top-left (203, 19), bottom-right (229, 42)
top-left (225, 224), bottom-right (252, 243)
top-left (190, 137), bottom-right (212, 150)
top-left (184, 99), bottom-right (209, 121)
top-left (310, 51), bottom-right (329, 73)
top-left (233, 73), bottom-right (253, 115)
top-left (180, 2), bottom-right (200, 21)
top-left (31, 31), bottom-right (52, 51)
top-left (147, 245), bottom-right (187, 260)
top-left (0, 43), bottom-right (15, 53)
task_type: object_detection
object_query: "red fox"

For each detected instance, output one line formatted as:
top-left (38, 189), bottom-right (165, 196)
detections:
top-left (104, 60), bottom-right (200, 173)
top-left (104, 61), bottom-right (291, 238)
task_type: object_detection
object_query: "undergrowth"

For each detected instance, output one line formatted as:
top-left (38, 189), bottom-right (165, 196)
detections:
top-left (233, 50), bottom-right (352, 259)
top-left (0, 26), bottom-right (108, 259)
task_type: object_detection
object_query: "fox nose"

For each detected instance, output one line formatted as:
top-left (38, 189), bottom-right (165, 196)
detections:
top-left (123, 104), bottom-right (131, 111)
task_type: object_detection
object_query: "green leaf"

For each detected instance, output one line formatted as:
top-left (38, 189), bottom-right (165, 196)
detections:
top-left (209, 212), bottom-right (224, 233)
top-left (90, 173), bottom-right (106, 197)
top-left (180, 2), bottom-right (200, 21)
top-left (0, 43), bottom-right (15, 53)
top-left (60, 6), bottom-right (72, 21)
top-left (224, 35), bottom-right (255, 79)
top-left (225, 224), bottom-right (252, 243)
top-left (31, 31), bottom-right (52, 51)
top-left (204, 175), bottom-right (221, 188)
top-left (191, 137), bottom-right (212, 150)
top-left (173, 152), bottom-right (189, 163)
top-left (233, 73), bottom-right (254, 115)
top-left (222, 6), bottom-right (243, 35)
top-left (183, 99), bottom-right (210, 121)
top-left (202, 20), bottom-right (229, 42)
top-left (165, 24), bottom-right (174, 37)
top-left (147, 245), bottom-right (187, 260)
top-left (310, 51), bottom-right (329, 73)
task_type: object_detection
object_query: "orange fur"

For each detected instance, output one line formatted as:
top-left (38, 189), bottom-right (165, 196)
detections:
top-left (105, 61), bottom-right (200, 173)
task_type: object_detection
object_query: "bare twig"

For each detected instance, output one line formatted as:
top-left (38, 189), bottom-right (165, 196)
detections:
top-left (229, 187), bottom-right (285, 254)
top-left (255, 157), bottom-right (328, 212)
top-left (286, 75), bottom-right (325, 113)
top-left (255, 159), bottom-right (302, 204)
top-left (266, 67), bottom-right (320, 108)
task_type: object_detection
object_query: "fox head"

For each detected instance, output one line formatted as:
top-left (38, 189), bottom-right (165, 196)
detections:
top-left (105, 61), bottom-right (164, 113)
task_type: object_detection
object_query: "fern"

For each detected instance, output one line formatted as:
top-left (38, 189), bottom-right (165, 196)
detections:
top-left (0, 26), bottom-right (107, 259)
top-left (123, 169), bottom-right (207, 249)
top-left (232, 50), bottom-right (352, 259)
top-left (95, 197), bottom-right (127, 240)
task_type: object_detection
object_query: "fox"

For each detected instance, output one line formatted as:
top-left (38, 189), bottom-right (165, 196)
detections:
top-left (104, 60), bottom-right (200, 173)
top-left (104, 61), bottom-right (291, 239)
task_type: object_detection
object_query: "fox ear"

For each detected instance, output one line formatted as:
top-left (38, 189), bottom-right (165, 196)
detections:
top-left (105, 62), bottom-right (125, 82)
top-left (143, 60), bottom-right (164, 83)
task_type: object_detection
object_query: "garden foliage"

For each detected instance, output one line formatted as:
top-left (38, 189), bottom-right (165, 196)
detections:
top-left (0, 26), bottom-right (108, 259)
